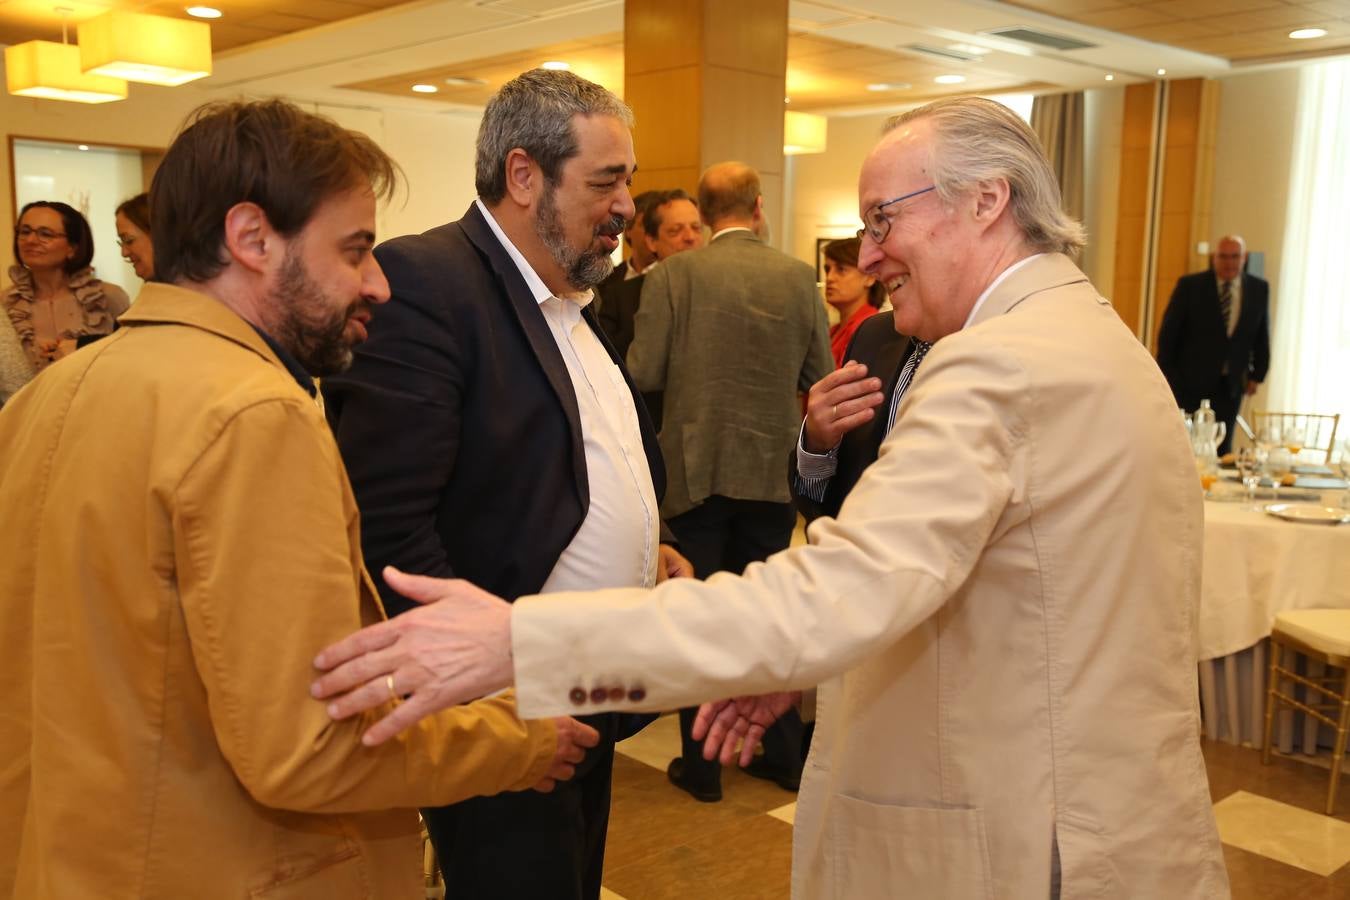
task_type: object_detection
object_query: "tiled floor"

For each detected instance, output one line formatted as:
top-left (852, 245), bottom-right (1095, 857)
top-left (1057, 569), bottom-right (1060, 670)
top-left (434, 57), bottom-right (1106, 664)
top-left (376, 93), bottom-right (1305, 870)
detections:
top-left (601, 716), bottom-right (1350, 899)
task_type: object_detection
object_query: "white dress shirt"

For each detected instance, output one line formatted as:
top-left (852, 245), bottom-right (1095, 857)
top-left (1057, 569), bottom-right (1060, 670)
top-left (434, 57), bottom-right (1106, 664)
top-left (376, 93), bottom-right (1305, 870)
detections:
top-left (476, 199), bottom-right (659, 591)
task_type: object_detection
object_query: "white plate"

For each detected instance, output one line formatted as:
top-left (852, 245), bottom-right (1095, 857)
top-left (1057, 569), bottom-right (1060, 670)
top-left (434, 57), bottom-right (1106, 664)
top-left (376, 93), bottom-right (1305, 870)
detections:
top-left (1263, 503), bottom-right (1350, 525)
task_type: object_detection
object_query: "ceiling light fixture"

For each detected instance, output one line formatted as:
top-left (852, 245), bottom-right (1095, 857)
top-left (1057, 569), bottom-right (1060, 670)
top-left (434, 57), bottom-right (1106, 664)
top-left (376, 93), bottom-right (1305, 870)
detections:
top-left (78, 144), bottom-right (89, 150)
top-left (79, 10), bottom-right (212, 86)
top-left (185, 6), bottom-right (222, 18)
top-left (442, 76), bottom-right (486, 87)
top-left (1104, 74), bottom-right (1114, 81)
top-left (1156, 68), bottom-right (1167, 76)
top-left (947, 42), bottom-right (991, 56)
top-left (867, 82), bottom-right (912, 92)
top-left (411, 83), bottom-right (438, 93)
top-left (540, 60), bottom-right (570, 71)
top-left (1290, 28), bottom-right (1328, 40)
top-left (4, 8), bottom-right (128, 105)
top-left (934, 74), bottom-right (966, 85)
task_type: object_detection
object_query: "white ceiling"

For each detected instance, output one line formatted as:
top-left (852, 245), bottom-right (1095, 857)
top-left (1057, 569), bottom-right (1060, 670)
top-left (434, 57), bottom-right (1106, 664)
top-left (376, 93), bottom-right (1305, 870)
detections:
top-left (100, 0), bottom-right (1350, 114)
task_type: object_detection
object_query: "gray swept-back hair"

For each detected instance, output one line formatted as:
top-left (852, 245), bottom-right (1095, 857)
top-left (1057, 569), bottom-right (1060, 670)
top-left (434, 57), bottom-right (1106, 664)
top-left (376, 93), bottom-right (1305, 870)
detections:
top-left (885, 96), bottom-right (1085, 256)
top-left (475, 68), bottom-right (634, 204)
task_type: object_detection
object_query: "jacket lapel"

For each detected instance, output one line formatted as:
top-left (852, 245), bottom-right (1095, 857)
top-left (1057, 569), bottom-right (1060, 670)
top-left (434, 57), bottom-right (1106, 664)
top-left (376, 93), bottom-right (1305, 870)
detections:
top-left (967, 253), bottom-right (1094, 329)
top-left (458, 204), bottom-right (589, 498)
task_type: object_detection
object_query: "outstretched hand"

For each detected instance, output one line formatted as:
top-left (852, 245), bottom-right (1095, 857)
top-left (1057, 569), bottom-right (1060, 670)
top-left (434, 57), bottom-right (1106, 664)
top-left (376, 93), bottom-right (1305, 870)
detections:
top-left (692, 692), bottom-right (801, 767)
top-left (310, 567), bottom-right (515, 746)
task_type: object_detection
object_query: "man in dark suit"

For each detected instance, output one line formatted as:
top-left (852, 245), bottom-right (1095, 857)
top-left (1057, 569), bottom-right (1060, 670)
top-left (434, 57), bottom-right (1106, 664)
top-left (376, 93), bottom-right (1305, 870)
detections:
top-left (1157, 234), bottom-right (1270, 453)
top-left (322, 68), bottom-right (691, 900)
top-left (790, 310), bottom-right (915, 522)
top-left (627, 161), bottom-right (833, 802)
top-left (597, 189), bottom-right (703, 429)
top-left (594, 189), bottom-right (659, 307)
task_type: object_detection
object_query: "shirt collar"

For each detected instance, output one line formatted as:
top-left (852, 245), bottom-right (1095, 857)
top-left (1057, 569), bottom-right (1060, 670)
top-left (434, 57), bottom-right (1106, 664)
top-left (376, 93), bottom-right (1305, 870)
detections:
top-left (961, 253), bottom-right (1045, 331)
top-left (475, 198), bottom-right (595, 310)
top-left (248, 324), bottom-right (316, 397)
top-left (710, 226), bottom-right (754, 241)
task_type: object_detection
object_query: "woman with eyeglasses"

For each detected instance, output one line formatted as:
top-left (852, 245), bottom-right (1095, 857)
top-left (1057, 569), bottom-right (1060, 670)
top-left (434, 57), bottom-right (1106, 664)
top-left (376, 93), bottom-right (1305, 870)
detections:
top-left (3, 201), bottom-right (129, 384)
top-left (114, 193), bottom-right (155, 282)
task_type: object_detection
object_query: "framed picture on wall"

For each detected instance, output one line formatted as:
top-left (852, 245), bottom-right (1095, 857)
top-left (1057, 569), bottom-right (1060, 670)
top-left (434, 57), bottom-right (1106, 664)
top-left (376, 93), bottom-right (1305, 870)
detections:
top-left (815, 237), bottom-right (832, 283)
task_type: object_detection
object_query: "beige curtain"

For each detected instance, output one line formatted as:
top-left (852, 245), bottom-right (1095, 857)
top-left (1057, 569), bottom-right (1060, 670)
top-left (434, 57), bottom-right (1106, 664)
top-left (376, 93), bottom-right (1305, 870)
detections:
top-left (1030, 92), bottom-right (1085, 223)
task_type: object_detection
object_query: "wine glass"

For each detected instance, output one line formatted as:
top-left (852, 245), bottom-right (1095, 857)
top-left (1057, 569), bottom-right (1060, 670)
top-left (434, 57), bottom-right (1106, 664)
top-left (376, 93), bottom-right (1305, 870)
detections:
top-left (1236, 446), bottom-right (1264, 510)
top-left (1336, 439), bottom-right (1350, 510)
top-left (1283, 421), bottom-right (1305, 465)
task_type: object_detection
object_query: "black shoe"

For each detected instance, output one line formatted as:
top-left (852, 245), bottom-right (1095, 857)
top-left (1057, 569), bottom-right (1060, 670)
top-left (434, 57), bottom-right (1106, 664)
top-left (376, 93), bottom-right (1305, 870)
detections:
top-left (741, 757), bottom-right (801, 792)
top-left (666, 758), bottom-right (721, 802)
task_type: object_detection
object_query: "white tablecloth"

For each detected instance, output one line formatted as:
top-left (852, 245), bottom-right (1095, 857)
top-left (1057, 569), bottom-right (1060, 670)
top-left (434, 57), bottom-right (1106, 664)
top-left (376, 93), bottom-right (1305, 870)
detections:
top-left (1198, 492), bottom-right (1350, 748)
top-left (1199, 496), bottom-right (1350, 661)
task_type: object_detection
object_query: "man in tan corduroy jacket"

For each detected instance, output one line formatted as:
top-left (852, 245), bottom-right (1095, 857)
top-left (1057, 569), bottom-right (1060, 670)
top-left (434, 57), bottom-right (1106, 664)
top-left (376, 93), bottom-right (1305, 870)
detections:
top-left (0, 99), bottom-right (596, 900)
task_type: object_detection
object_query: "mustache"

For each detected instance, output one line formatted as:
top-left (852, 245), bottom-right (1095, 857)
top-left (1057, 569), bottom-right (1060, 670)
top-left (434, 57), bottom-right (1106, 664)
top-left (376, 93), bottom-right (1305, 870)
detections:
top-left (596, 215), bottom-right (626, 238)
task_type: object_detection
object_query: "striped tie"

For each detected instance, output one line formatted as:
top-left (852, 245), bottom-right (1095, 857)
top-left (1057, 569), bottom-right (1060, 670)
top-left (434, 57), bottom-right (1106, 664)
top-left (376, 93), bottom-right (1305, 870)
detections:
top-left (1219, 280), bottom-right (1233, 335)
top-left (885, 339), bottom-right (933, 434)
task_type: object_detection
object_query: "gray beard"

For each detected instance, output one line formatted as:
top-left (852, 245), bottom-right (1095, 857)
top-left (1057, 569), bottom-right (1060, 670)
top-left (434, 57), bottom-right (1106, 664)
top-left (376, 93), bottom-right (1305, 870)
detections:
top-left (535, 186), bottom-right (618, 290)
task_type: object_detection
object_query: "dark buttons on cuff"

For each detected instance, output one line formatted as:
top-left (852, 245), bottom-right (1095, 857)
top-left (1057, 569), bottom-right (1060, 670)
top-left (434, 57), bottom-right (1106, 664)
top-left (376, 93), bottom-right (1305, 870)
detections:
top-left (568, 687), bottom-right (587, 705)
top-left (589, 687), bottom-right (608, 704)
top-left (627, 687), bottom-right (646, 702)
top-left (608, 686), bottom-right (625, 702)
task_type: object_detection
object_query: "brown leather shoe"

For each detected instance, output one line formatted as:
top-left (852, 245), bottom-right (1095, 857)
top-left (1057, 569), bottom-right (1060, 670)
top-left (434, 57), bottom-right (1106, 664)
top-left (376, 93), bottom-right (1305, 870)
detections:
top-left (666, 758), bottom-right (722, 802)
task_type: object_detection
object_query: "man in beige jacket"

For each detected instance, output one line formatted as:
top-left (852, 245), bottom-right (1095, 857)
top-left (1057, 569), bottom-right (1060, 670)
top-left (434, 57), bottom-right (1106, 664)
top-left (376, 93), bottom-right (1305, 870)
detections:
top-left (313, 97), bottom-right (1231, 898)
top-left (0, 99), bottom-right (596, 900)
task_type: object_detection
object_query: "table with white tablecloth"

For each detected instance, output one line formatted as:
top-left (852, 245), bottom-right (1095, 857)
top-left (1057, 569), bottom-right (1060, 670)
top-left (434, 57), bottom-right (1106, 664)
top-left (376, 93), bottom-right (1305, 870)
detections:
top-left (1197, 494), bottom-right (1350, 750)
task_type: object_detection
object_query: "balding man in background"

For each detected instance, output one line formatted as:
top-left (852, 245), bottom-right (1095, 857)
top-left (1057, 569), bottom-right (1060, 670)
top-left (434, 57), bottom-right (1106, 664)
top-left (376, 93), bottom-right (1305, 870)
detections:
top-left (626, 161), bottom-right (832, 803)
top-left (1157, 234), bottom-right (1271, 454)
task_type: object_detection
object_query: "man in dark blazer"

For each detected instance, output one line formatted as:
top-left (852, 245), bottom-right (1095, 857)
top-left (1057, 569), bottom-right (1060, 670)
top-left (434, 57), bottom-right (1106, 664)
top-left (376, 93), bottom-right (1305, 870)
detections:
top-left (627, 161), bottom-right (833, 802)
top-left (1156, 234), bottom-right (1270, 453)
top-left (790, 310), bottom-right (915, 522)
top-left (322, 69), bottom-right (690, 900)
top-left (597, 189), bottom-right (703, 429)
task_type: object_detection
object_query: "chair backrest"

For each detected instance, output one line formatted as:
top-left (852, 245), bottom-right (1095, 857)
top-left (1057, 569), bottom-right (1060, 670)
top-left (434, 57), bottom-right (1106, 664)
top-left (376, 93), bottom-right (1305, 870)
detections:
top-left (1253, 411), bottom-right (1341, 462)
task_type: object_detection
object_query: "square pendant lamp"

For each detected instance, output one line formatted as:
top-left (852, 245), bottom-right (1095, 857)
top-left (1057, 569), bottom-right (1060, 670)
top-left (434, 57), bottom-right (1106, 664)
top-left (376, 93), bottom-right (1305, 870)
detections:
top-left (5, 40), bottom-right (128, 104)
top-left (78, 10), bottom-right (212, 86)
top-left (784, 110), bottom-right (827, 155)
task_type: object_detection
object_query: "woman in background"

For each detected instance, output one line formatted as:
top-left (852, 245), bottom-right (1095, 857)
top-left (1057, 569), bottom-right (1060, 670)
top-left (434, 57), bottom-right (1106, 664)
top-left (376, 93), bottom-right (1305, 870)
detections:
top-left (115, 193), bottom-right (155, 281)
top-left (4, 201), bottom-right (129, 377)
top-left (822, 236), bottom-right (886, 368)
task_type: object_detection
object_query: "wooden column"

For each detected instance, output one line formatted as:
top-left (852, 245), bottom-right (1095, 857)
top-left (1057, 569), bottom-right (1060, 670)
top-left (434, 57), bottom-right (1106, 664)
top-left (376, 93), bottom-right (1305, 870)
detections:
top-left (624, 0), bottom-right (788, 241)
top-left (1112, 82), bottom-right (1158, 341)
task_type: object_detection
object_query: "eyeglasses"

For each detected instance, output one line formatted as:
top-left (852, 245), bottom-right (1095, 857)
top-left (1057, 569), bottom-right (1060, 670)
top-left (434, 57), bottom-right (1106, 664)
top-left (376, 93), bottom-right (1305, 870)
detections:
top-left (116, 235), bottom-right (139, 248)
top-left (16, 226), bottom-right (68, 243)
top-left (857, 185), bottom-right (936, 243)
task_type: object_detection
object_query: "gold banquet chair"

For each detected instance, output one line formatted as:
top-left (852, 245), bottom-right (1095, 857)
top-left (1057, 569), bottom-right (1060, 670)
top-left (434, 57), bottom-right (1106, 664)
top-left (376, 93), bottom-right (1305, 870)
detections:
top-left (1261, 610), bottom-right (1350, 814)
top-left (1252, 411), bottom-right (1340, 463)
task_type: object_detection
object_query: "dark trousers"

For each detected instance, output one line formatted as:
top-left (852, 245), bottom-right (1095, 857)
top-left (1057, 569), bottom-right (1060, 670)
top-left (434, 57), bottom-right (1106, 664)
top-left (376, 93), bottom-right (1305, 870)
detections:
top-left (424, 717), bottom-right (617, 900)
top-left (1210, 375), bottom-right (1245, 456)
top-left (667, 495), bottom-right (802, 789)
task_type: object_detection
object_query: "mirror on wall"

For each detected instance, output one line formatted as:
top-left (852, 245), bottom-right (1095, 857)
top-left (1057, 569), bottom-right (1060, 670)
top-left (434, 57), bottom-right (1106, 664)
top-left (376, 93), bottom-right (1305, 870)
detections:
top-left (9, 137), bottom-right (163, 299)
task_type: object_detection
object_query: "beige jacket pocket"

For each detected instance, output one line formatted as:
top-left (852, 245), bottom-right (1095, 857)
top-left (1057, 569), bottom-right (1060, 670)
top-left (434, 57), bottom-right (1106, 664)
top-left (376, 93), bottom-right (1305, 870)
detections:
top-left (1055, 813), bottom-right (1121, 900)
top-left (830, 794), bottom-right (993, 900)
top-left (249, 845), bottom-right (369, 899)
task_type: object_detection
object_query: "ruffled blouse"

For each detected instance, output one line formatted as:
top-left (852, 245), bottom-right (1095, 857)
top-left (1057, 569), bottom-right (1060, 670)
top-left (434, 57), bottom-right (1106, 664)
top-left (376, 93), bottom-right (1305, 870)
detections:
top-left (3, 265), bottom-right (130, 373)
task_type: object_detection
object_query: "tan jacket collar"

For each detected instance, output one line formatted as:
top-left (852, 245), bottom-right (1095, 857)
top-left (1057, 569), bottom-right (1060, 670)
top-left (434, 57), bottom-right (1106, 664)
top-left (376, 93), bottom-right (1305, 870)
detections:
top-left (966, 253), bottom-right (1092, 330)
top-left (120, 282), bottom-right (285, 370)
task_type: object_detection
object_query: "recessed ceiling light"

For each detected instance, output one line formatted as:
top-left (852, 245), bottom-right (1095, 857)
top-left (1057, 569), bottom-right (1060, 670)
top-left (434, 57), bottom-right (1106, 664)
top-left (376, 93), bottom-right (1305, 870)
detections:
top-left (1104, 74), bottom-right (1114, 81)
top-left (934, 74), bottom-right (966, 85)
top-left (867, 82), bottom-right (912, 92)
top-left (948, 43), bottom-right (991, 56)
top-left (1290, 28), bottom-right (1328, 40)
top-left (784, 96), bottom-right (790, 103)
top-left (540, 60), bottom-right (570, 71)
top-left (185, 6), bottom-right (222, 18)
top-left (78, 144), bottom-right (89, 150)
top-left (411, 83), bottom-right (438, 93)
top-left (1156, 68), bottom-right (1167, 76)
top-left (442, 76), bottom-right (486, 87)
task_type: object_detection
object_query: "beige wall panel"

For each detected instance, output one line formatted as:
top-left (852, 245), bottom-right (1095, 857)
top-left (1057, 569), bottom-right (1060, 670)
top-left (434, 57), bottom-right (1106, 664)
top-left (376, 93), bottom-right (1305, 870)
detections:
top-left (632, 166), bottom-right (702, 199)
top-left (703, 0), bottom-right (788, 75)
top-left (1082, 86), bottom-right (1125, 293)
top-left (1112, 82), bottom-right (1156, 337)
top-left (700, 67), bottom-right (786, 177)
top-left (623, 0), bottom-right (702, 75)
top-left (627, 68), bottom-right (704, 173)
